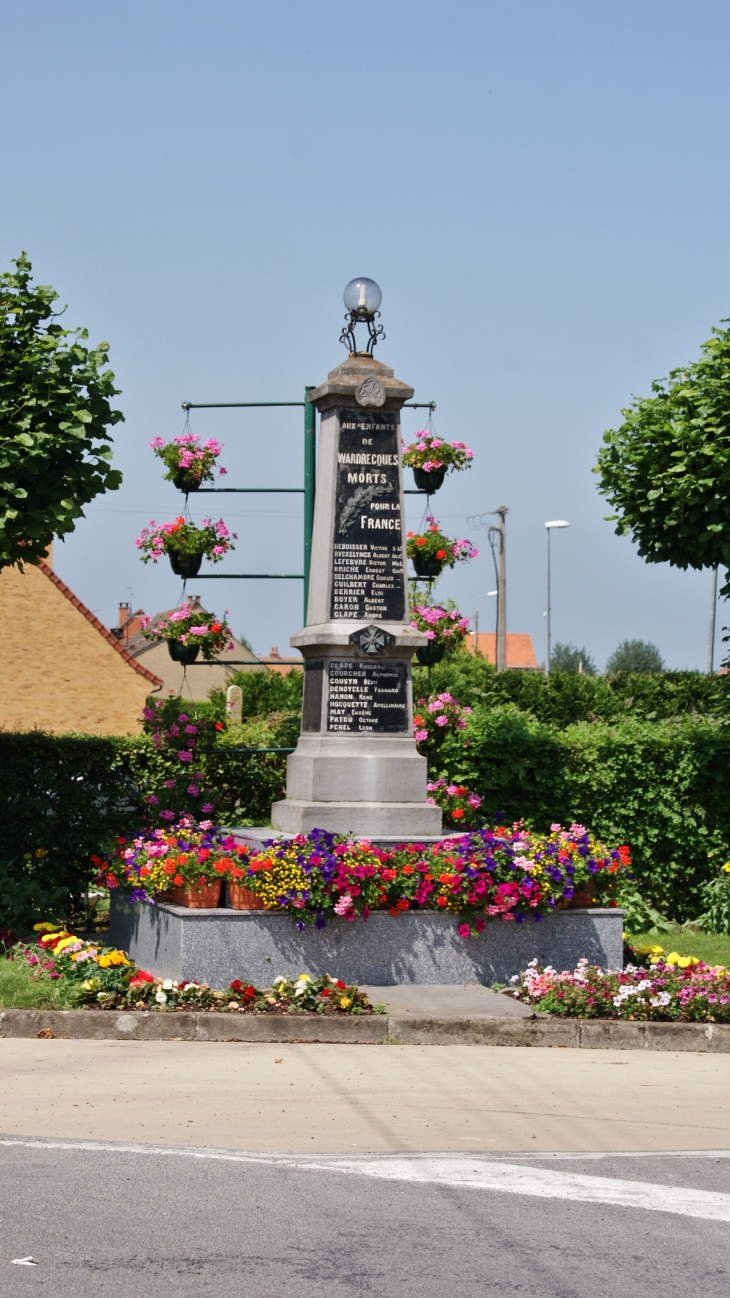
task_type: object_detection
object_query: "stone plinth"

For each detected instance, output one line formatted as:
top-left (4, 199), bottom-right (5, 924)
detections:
top-left (271, 354), bottom-right (441, 839)
top-left (110, 893), bottom-right (624, 988)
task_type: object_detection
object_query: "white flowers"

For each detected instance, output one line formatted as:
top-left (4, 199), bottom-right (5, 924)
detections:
top-left (650, 991), bottom-right (672, 1008)
top-left (155, 990), bottom-right (167, 1004)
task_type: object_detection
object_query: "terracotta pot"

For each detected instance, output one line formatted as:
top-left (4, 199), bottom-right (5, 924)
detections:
top-left (168, 880), bottom-right (223, 908)
top-left (559, 890), bottom-right (595, 910)
top-left (227, 883), bottom-right (267, 911)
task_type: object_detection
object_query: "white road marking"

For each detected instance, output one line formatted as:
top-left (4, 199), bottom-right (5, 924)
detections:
top-left (2, 1137), bottom-right (730, 1222)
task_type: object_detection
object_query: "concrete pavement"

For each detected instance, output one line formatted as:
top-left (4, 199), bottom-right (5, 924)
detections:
top-left (2, 1038), bottom-right (730, 1152)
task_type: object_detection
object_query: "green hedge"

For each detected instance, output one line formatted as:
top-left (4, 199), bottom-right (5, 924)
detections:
top-left (0, 727), bottom-right (291, 929)
top-left (435, 706), bottom-right (730, 921)
top-left (4, 660), bottom-right (730, 929)
top-left (414, 654), bottom-right (730, 727)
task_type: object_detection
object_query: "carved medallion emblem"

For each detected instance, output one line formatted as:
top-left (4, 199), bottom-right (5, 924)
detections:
top-left (349, 625), bottom-right (395, 657)
top-left (356, 376), bottom-right (386, 407)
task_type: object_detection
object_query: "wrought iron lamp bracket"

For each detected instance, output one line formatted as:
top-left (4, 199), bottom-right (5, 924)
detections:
top-left (339, 310), bottom-right (385, 356)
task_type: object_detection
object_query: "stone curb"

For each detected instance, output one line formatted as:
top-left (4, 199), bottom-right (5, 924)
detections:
top-left (0, 1009), bottom-right (387, 1044)
top-left (2, 1009), bottom-right (730, 1050)
top-left (387, 1015), bottom-right (730, 1051)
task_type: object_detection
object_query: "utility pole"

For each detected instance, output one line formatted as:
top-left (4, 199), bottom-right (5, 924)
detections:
top-left (495, 506), bottom-right (507, 672)
top-left (545, 520), bottom-right (570, 676)
top-left (468, 506), bottom-right (508, 672)
top-left (707, 565), bottom-right (719, 674)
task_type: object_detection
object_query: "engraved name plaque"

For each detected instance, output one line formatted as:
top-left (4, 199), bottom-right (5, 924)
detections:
top-left (327, 659), bottom-right (409, 733)
top-left (331, 408), bottom-right (405, 621)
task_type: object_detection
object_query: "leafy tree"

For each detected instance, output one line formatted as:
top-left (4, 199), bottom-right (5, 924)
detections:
top-left (550, 642), bottom-right (597, 675)
top-left (0, 253), bottom-right (123, 569)
top-left (595, 320), bottom-right (730, 594)
top-left (606, 639), bottom-right (664, 674)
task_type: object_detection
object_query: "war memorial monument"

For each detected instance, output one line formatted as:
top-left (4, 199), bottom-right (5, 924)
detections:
top-left (110, 280), bottom-right (623, 984)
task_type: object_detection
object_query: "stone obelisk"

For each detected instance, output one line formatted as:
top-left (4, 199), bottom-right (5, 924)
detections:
top-left (271, 352), bottom-right (442, 838)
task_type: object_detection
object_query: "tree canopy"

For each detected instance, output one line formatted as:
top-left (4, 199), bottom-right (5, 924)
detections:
top-left (550, 642), bottom-right (597, 675)
top-left (0, 253), bottom-right (123, 569)
top-left (595, 321), bottom-right (730, 594)
top-left (606, 639), bottom-right (664, 674)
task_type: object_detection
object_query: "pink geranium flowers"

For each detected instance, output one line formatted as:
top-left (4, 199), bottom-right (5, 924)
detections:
top-left (150, 432), bottom-right (226, 490)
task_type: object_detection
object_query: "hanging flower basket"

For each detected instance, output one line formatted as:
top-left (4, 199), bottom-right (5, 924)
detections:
top-left (150, 433), bottom-right (227, 493)
top-left (410, 603), bottom-right (471, 664)
top-left (412, 550), bottom-right (445, 578)
top-left (416, 642), bottom-right (446, 666)
top-left (140, 603), bottom-right (233, 663)
top-left (413, 465), bottom-right (447, 494)
top-left (135, 516), bottom-right (236, 570)
top-left (403, 432), bottom-right (474, 495)
top-left (167, 640), bottom-right (200, 665)
top-left (172, 472), bottom-right (201, 493)
top-left (413, 693), bottom-right (472, 753)
top-left (407, 517), bottom-right (478, 579)
top-left (169, 550), bottom-right (203, 578)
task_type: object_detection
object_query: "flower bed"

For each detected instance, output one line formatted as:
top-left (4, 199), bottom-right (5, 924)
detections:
top-left (511, 955), bottom-right (730, 1022)
top-left (105, 821), bottom-right (629, 938)
top-left (5, 926), bottom-right (377, 1014)
top-left (102, 819), bottom-right (251, 901)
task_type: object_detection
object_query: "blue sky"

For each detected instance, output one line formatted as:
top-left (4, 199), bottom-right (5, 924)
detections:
top-left (3, 0), bottom-right (730, 668)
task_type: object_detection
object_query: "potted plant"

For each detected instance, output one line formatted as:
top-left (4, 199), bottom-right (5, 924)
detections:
top-left (140, 604), bottom-right (234, 665)
top-left (105, 819), bottom-right (252, 908)
top-left (150, 433), bottom-right (227, 493)
top-left (410, 603), bottom-right (470, 665)
top-left (135, 516), bottom-right (236, 578)
top-left (426, 780), bottom-right (482, 829)
top-left (402, 432), bottom-right (474, 494)
top-left (413, 691), bottom-right (472, 753)
top-left (406, 516), bottom-right (479, 578)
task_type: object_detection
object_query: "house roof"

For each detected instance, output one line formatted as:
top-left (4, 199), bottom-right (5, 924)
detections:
top-left (465, 632), bottom-right (539, 669)
top-left (38, 560), bottom-right (163, 686)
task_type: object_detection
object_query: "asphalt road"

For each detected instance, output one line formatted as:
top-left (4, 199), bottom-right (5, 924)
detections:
top-left (2, 1140), bottom-right (730, 1297)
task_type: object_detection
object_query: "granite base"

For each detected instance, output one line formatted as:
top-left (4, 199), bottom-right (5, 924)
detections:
top-left (109, 894), bottom-right (624, 987)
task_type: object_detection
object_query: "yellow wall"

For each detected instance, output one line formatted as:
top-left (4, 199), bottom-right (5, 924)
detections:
top-left (0, 562), bottom-right (161, 735)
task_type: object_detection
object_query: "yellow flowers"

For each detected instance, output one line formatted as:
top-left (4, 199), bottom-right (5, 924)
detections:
top-left (33, 921), bottom-right (60, 934)
top-left (722, 862), bottom-right (730, 873)
top-left (665, 952), bottom-right (700, 968)
top-left (248, 853), bottom-right (308, 909)
top-left (97, 950), bottom-right (130, 968)
top-left (339, 996), bottom-right (352, 1009)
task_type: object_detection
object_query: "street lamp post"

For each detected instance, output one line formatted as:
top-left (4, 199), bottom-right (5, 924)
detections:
top-left (545, 520), bottom-right (570, 676)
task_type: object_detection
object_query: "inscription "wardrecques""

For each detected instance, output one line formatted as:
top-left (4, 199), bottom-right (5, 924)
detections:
top-left (331, 409), bottom-right (405, 621)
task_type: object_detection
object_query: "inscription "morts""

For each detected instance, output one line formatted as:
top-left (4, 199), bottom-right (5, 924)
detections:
top-left (331, 408), bottom-right (406, 622)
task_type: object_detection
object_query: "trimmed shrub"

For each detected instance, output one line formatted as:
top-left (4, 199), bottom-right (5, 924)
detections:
top-left (434, 709), bottom-right (730, 921)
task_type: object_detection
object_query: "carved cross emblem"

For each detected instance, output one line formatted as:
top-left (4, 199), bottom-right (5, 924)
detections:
top-left (349, 625), bottom-right (395, 656)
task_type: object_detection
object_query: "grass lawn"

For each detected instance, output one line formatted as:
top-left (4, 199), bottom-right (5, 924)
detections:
top-left (0, 958), bottom-right (77, 1010)
top-left (630, 929), bottom-right (730, 968)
